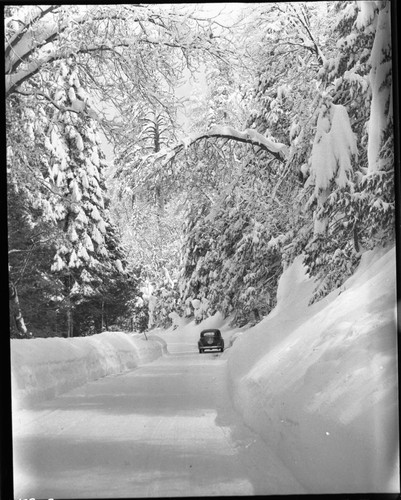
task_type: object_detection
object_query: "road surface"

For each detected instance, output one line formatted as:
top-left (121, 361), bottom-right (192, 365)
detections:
top-left (13, 339), bottom-right (305, 498)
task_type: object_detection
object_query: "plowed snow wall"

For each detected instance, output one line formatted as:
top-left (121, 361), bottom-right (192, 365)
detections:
top-left (227, 248), bottom-right (399, 494)
top-left (11, 332), bottom-right (167, 409)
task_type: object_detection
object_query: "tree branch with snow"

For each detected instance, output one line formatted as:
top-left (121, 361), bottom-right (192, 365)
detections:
top-left (161, 125), bottom-right (289, 165)
top-left (4, 4), bottom-right (237, 97)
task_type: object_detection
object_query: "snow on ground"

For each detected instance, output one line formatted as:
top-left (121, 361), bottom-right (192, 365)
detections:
top-left (226, 245), bottom-right (399, 494)
top-left (11, 331), bottom-right (167, 410)
top-left (10, 245), bottom-right (399, 494)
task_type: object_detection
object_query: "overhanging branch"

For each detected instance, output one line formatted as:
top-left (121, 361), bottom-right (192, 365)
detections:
top-left (160, 125), bottom-right (289, 164)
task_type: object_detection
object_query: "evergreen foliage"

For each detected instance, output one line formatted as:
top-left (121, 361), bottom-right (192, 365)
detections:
top-left (176, 1), bottom-right (395, 321)
top-left (298, 1), bottom-right (395, 302)
top-left (6, 3), bottom-right (396, 333)
top-left (6, 4), bottom-right (237, 336)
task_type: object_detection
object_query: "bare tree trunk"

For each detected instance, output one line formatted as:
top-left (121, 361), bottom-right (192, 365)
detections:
top-left (353, 223), bottom-right (360, 254)
top-left (66, 295), bottom-right (73, 337)
top-left (101, 297), bottom-right (105, 331)
top-left (9, 282), bottom-right (30, 338)
top-left (153, 116), bottom-right (165, 248)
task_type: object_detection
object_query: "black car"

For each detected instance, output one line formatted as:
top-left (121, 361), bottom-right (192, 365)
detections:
top-left (198, 329), bottom-right (224, 353)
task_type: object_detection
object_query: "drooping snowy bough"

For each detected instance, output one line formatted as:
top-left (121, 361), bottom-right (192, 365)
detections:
top-left (158, 125), bottom-right (289, 166)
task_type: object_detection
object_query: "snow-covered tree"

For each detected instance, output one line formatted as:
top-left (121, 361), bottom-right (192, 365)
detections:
top-left (7, 85), bottom-right (67, 337)
top-left (297, 0), bottom-right (395, 301)
top-left (6, 4), bottom-right (239, 335)
top-left (176, 1), bottom-right (395, 318)
top-left (7, 57), bottom-right (136, 337)
top-left (6, 3), bottom-right (395, 332)
top-left (7, 179), bottom-right (61, 338)
top-left (178, 140), bottom-right (292, 325)
top-left (110, 98), bottom-right (184, 329)
top-left (354, 1), bottom-right (395, 247)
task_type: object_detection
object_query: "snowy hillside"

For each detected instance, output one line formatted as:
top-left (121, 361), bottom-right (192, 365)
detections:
top-left (11, 332), bottom-right (167, 410)
top-left (226, 245), bottom-right (399, 493)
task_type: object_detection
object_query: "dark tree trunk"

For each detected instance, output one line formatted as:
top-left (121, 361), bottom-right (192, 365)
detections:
top-left (101, 297), bottom-right (105, 331)
top-left (353, 223), bottom-right (360, 254)
top-left (67, 295), bottom-right (74, 337)
top-left (9, 282), bottom-right (31, 338)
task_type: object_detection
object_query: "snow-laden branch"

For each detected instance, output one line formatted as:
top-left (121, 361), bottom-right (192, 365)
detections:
top-left (5, 5), bottom-right (234, 97)
top-left (6, 44), bottom-right (127, 96)
top-left (5, 5), bottom-right (60, 63)
top-left (4, 7), bottom-right (143, 95)
top-left (5, 7), bottom-right (68, 76)
top-left (15, 88), bottom-right (85, 114)
top-left (163, 125), bottom-right (289, 164)
top-left (127, 126), bottom-right (288, 192)
top-left (5, 7), bottom-right (131, 77)
top-left (6, 50), bottom-right (58, 96)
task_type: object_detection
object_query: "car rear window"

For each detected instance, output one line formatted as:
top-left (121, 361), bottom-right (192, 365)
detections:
top-left (201, 331), bottom-right (220, 337)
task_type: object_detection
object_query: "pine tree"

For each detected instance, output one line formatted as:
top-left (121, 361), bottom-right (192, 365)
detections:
top-left (7, 55), bottom-right (140, 337)
top-left (298, 1), bottom-right (395, 302)
top-left (41, 58), bottom-right (136, 336)
top-left (179, 156), bottom-right (287, 325)
top-left (7, 87), bottom-right (68, 337)
top-left (111, 101), bottom-right (184, 329)
top-left (178, 1), bottom-right (395, 314)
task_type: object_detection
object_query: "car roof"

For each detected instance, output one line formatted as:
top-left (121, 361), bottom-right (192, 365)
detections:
top-left (200, 329), bottom-right (221, 334)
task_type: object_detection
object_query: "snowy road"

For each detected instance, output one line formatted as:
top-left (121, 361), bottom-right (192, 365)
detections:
top-left (13, 340), bottom-right (305, 498)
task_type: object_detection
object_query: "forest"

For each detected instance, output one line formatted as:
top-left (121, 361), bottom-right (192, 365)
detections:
top-left (6, 2), bottom-right (395, 338)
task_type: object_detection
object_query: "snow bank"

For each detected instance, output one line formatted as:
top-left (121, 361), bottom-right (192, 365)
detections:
top-left (227, 246), bottom-right (399, 494)
top-left (11, 331), bottom-right (167, 410)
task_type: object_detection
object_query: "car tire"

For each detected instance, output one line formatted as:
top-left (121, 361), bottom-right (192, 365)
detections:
top-left (199, 348), bottom-right (203, 353)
